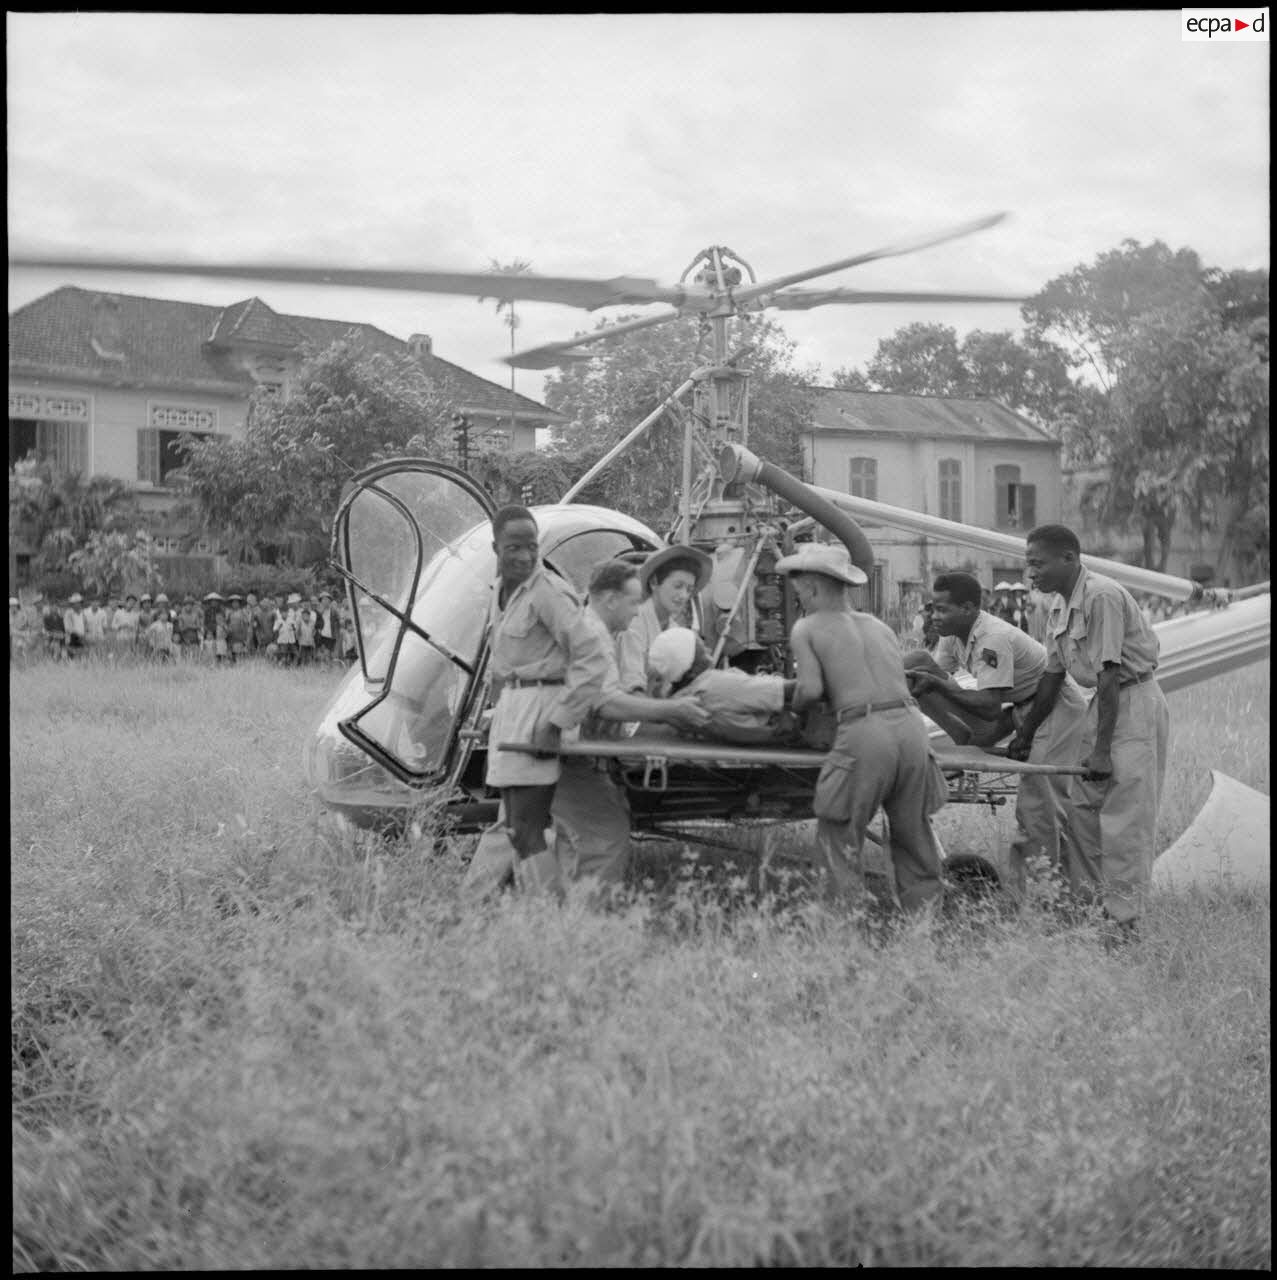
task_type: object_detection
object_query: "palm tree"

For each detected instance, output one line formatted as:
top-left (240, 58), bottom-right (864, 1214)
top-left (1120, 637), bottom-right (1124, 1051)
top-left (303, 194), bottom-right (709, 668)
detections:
top-left (479, 258), bottom-right (533, 440)
top-left (9, 455), bottom-right (138, 580)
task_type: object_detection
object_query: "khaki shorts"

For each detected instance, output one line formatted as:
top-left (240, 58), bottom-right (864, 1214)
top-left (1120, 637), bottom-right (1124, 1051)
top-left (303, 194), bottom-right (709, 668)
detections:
top-left (485, 685), bottom-right (564, 787)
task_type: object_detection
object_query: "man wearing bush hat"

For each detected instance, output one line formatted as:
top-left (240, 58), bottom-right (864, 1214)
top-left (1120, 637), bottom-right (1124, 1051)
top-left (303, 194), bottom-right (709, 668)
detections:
top-left (776, 542), bottom-right (945, 915)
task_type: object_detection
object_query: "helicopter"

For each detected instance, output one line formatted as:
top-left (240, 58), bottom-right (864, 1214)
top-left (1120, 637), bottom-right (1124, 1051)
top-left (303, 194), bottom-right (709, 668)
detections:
top-left (13, 216), bottom-right (1270, 886)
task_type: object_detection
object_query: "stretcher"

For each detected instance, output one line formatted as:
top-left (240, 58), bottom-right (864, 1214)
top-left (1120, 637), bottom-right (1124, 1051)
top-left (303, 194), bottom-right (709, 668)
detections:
top-left (498, 735), bottom-right (1087, 822)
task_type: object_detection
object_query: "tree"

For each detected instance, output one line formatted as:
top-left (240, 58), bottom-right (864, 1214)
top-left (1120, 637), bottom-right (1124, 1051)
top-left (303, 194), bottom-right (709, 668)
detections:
top-left (542, 314), bottom-right (817, 530)
top-left (865, 323), bottom-right (966, 396)
top-left (478, 258), bottom-right (534, 439)
top-left (959, 330), bottom-right (1074, 425)
top-left (471, 446), bottom-right (573, 507)
top-left (829, 365), bottom-right (872, 391)
top-left (1104, 300), bottom-right (1268, 577)
top-left (8, 456), bottom-right (139, 583)
top-left (67, 528), bottom-right (162, 598)
top-left (1023, 241), bottom-right (1268, 571)
top-left (830, 323), bottom-right (1073, 427)
top-left (1022, 238), bottom-right (1208, 391)
top-left (176, 337), bottom-right (453, 565)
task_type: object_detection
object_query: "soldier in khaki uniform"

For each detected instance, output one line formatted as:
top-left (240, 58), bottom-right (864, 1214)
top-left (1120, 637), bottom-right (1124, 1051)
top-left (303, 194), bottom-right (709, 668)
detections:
top-left (903, 570), bottom-right (1087, 900)
top-left (1009, 524), bottom-right (1169, 941)
top-left (484, 506), bottom-right (611, 895)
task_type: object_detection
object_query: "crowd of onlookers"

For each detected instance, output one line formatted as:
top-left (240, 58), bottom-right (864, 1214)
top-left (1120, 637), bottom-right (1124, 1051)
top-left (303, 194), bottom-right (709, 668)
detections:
top-left (8, 588), bottom-right (360, 666)
top-left (9, 574), bottom-right (1230, 669)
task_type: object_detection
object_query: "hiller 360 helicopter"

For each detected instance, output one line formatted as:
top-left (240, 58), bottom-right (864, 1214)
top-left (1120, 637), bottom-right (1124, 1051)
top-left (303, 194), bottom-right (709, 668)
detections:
top-left (15, 215), bottom-right (1270, 888)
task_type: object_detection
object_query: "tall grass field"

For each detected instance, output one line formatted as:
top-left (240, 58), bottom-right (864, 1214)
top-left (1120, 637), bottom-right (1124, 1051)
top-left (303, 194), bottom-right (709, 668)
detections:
top-left (11, 655), bottom-right (1270, 1269)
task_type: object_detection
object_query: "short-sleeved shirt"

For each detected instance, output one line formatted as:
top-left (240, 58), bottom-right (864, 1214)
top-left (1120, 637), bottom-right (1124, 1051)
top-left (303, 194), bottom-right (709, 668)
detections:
top-left (1044, 565), bottom-right (1160, 689)
top-left (489, 565), bottom-right (610, 731)
top-left (933, 609), bottom-right (1048, 704)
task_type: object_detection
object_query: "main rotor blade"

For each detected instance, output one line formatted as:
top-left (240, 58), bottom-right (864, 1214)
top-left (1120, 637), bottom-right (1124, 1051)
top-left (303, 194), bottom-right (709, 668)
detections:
top-left (766, 286), bottom-right (1026, 311)
top-left (506, 309), bottom-right (684, 368)
top-left (9, 253), bottom-right (686, 311)
top-left (732, 212), bottom-right (1009, 304)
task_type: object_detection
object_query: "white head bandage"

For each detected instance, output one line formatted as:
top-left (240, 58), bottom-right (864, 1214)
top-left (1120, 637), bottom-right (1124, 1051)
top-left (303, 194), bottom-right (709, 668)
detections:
top-left (647, 627), bottom-right (698, 685)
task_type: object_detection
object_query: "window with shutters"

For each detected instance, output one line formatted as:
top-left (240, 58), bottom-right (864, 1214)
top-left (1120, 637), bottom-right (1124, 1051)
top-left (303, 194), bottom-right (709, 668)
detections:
top-left (8, 418), bottom-right (89, 474)
top-left (938, 458), bottom-right (961, 523)
top-left (138, 426), bottom-right (223, 485)
top-left (994, 464), bottom-right (1036, 530)
top-left (848, 456), bottom-right (878, 500)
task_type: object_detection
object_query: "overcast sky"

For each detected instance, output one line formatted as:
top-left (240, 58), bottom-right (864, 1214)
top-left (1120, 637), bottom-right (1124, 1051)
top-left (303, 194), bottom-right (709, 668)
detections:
top-left (7, 12), bottom-right (1270, 403)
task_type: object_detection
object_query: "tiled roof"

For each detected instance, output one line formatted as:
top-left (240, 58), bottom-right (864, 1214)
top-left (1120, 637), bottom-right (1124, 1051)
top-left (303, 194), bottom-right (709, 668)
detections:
top-left (809, 388), bottom-right (1058, 447)
top-left (9, 285), bottom-right (561, 420)
top-left (10, 287), bottom-right (251, 394)
top-left (208, 297), bottom-right (309, 349)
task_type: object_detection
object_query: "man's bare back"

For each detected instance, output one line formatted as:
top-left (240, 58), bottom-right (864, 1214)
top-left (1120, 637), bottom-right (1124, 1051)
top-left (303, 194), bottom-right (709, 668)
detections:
top-left (792, 607), bottom-right (912, 712)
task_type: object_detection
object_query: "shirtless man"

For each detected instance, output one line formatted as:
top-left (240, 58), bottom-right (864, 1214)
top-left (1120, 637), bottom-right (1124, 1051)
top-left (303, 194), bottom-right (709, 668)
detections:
top-left (779, 543), bottom-right (944, 914)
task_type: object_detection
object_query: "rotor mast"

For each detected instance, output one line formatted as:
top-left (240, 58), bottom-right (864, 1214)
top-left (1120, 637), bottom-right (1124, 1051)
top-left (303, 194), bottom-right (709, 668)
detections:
top-left (678, 246), bottom-right (754, 543)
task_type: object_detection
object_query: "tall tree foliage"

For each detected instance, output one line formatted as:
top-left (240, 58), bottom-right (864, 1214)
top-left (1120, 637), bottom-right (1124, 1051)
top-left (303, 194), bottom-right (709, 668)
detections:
top-left (830, 241), bottom-right (1268, 576)
top-left (1100, 300), bottom-right (1269, 575)
top-left (8, 457), bottom-right (139, 583)
top-left (1024, 241), bottom-right (1267, 574)
top-left (831, 323), bottom-right (1072, 425)
top-left (543, 314), bottom-right (817, 531)
top-left (176, 338), bottom-right (452, 565)
top-left (478, 258), bottom-right (534, 434)
top-left (1022, 238), bottom-right (1208, 391)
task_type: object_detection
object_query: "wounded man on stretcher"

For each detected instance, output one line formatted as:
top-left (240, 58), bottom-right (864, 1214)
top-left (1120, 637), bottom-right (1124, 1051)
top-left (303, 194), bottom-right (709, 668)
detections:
top-left (643, 627), bottom-right (824, 747)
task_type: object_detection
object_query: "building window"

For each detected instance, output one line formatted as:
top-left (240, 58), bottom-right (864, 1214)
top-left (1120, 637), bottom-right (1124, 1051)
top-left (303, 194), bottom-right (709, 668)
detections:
top-left (8, 418), bottom-right (89, 474)
top-left (849, 456), bottom-right (878, 500)
top-left (938, 458), bottom-right (961, 523)
top-left (995, 464), bottom-right (1036, 530)
top-left (138, 428), bottom-right (217, 485)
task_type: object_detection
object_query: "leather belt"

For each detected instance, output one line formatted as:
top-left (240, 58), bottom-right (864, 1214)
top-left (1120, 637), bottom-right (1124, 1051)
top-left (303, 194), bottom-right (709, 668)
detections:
top-left (836, 696), bottom-right (915, 723)
top-left (1118, 670), bottom-right (1155, 689)
top-left (505, 676), bottom-right (566, 689)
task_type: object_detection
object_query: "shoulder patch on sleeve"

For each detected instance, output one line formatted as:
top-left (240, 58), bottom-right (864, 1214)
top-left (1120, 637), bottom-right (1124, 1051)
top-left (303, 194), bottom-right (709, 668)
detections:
top-left (981, 647), bottom-right (998, 668)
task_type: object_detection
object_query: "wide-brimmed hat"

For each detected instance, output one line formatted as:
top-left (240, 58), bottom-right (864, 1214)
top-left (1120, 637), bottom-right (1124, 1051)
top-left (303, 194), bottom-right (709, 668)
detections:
top-left (994, 580), bottom-right (1014, 591)
top-left (287, 592), bottom-right (303, 605)
top-left (227, 593), bottom-right (244, 603)
top-left (318, 590), bottom-right (333, 601)
top-left (775, 543), bottom-right (868, 587)
top-left (648, 627), bottom-right (700, 685)
top-left (68, 593), bottom-right (84, 604)
top-left (154, 593), bottom-right (169, 603)
top-left (1010, 581), bottom-right (1028, 592)
top-left (203, 591), bottom-right (224, 602)
top-left (638, 544), bottom-right (713, 594)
